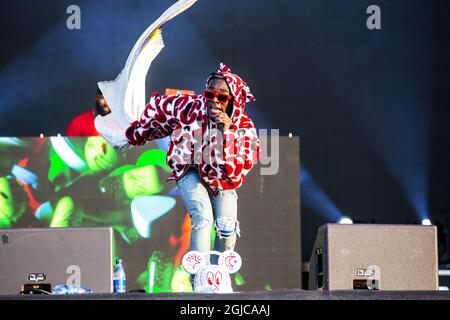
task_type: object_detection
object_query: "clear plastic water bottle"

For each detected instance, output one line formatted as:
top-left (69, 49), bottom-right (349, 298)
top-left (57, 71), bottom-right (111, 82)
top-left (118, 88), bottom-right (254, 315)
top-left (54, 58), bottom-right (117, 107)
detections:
top-left (52, 284), bottom-right (93, 295)
top-left (113, 258), bottom-right (126, 293)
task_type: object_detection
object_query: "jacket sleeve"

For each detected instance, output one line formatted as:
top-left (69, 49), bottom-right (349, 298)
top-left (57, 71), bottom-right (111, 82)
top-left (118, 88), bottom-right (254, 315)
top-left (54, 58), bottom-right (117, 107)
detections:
top-left (220, 115), bottom-right (260, 188)
top-left (125, 92), bottom-right (180, 146)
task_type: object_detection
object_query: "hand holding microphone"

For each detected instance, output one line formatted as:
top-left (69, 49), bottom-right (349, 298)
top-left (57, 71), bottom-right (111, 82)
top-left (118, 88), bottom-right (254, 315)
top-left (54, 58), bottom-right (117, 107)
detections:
top-left (211, 108), bottom-right (232, 132)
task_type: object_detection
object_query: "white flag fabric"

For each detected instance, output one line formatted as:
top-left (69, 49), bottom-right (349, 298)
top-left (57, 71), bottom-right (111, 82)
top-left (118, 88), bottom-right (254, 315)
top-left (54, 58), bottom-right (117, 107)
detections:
top-left (95, 0), bottom-right (198, 148)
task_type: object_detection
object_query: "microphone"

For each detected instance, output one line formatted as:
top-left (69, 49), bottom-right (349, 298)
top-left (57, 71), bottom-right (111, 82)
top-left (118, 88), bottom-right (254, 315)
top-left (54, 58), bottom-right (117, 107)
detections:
top-left (217, 122), bottom-right (224, 133)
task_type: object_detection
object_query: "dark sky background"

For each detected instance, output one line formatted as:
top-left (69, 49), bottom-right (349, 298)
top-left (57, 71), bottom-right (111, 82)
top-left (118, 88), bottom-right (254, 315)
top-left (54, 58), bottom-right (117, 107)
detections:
top-left (1, 0), bottom-right (449, 263)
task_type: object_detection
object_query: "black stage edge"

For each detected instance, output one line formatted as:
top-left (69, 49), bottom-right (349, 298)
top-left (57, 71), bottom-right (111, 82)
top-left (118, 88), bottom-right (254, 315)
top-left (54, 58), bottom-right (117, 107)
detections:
top-left (2, 291), bottom-right (450, 320)
top-left (1, 289), bottom-right (450, 300)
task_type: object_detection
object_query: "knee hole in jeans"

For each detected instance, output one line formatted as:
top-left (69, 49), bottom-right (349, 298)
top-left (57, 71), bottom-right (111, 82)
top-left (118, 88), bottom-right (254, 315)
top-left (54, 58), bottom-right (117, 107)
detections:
top-left (190, 214), bottom-right (210, 230)
top-left (215, 217), bottom-right (240, 239)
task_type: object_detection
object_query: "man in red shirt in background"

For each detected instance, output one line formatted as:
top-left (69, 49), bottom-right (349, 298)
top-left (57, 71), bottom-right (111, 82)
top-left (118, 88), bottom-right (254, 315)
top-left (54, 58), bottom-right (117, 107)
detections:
top-left (66, 88), bottom-right (111, 136)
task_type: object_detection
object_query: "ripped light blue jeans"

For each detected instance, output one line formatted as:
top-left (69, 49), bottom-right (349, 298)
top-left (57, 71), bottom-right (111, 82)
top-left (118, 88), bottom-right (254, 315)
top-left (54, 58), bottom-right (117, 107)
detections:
top-left (176, 168), bottom-right (240, 264)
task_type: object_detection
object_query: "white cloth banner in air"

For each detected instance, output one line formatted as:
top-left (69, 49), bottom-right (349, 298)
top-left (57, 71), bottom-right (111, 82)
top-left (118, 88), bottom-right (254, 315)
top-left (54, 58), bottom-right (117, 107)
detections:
top-left (95, 0), bottom-right (198, 148)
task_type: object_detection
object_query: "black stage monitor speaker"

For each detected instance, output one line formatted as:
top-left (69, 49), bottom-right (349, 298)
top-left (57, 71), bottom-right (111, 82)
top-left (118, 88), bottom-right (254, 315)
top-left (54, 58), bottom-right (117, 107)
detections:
top-left (308, 224), bottom-right (439, 290)
top-left (0, 227), bottom-right (113, 295)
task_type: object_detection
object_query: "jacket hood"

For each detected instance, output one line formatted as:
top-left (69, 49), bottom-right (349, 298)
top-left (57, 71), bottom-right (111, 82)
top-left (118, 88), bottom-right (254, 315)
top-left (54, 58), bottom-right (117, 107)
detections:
top-left (205, 63), bottom-right (255, 113)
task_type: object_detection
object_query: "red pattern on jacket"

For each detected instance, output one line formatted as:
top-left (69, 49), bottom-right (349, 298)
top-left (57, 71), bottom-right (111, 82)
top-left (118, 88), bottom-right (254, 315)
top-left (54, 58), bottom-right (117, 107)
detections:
top-left (125, 64), bottom-right (260, 196)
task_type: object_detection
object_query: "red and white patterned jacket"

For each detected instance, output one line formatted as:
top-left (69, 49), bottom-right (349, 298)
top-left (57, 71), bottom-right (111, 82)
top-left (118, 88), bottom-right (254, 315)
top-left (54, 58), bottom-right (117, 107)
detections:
top-left (125, 63), bottom-right (260, 196)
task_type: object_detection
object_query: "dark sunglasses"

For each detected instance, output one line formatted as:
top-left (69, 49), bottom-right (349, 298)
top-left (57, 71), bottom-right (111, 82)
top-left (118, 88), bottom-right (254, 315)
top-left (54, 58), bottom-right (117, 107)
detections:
top-left (203, 90), bottom-right (232, 103)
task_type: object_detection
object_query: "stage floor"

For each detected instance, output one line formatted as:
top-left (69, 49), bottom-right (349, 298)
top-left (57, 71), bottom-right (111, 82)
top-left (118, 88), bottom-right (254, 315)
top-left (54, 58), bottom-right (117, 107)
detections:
top-left (1, 289), bottom-right (450, 300)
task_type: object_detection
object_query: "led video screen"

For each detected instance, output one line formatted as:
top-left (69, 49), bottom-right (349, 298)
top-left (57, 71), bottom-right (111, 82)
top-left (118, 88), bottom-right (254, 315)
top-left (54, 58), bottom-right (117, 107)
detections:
top-left (0, 136), bottom-right (300, 292)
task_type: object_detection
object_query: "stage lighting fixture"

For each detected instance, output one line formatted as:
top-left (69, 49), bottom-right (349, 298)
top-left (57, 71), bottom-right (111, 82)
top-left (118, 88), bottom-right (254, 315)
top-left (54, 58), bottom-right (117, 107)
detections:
top-left (421, 218), bottom-right (432, 226)
top-left (337, 217), bottom-right (353, 225)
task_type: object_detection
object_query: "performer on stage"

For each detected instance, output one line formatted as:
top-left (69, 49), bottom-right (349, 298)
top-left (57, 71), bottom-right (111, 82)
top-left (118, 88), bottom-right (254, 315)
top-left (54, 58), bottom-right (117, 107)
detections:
top-left (66, 88), bottom-right (111, 137)
top-left (125, 63), bottom-right (260, 265)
